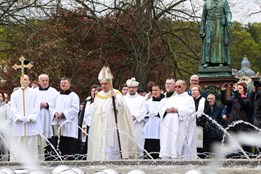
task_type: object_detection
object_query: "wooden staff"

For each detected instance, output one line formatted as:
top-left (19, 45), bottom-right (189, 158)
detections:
top-left (112, 95), bottom-right (123, 159)
top-left (109, 73), bottom-right (123, 159)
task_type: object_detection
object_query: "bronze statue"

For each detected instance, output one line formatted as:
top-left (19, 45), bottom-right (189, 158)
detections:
top-left (199, 0), bottom-right (232, 68)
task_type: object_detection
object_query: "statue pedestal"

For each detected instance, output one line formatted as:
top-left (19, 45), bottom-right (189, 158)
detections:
top-left (198, 66), bottom-right (232, 77)
top-left (198, 66), bottom-right (236, 86)
top-left (198, 66), bottom-right (236, 103)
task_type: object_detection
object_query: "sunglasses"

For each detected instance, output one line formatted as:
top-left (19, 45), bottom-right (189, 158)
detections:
top-left (174, 85), bottom-right (182, 88)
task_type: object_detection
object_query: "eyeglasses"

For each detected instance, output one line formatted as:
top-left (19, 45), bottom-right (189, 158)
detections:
top-left (174, 85), bottom-right (182, 88)
top-left (128, 86), bottom-right (137, 89)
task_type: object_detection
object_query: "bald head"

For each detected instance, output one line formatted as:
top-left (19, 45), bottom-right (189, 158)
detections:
top-left (38, 74), bottom-right (49, 80)
top-left (190, 74), bottom-right (199, 85)
top-left (175, 80), bottom-right (187, 94)
top-left (38, 74), bottom-right (49, 89)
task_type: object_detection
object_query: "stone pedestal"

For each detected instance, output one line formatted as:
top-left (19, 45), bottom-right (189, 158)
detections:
top-left (198, 66), bottom-right (236, 87)
top-left (198, 66), bottom-right (236, 104)
top-left (199, 66), bottom-right (232, 78)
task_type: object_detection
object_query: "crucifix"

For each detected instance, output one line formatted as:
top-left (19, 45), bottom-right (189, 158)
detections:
top-left (12, 55), bottom-right (33, 144)
top-left (12, 56), bottom-right (33, 89)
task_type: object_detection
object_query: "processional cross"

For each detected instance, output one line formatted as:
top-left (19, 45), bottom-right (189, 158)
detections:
top-left (12, 56), bottom-right (33, 89)
top-left (12, 55), bottom-right (33, 143)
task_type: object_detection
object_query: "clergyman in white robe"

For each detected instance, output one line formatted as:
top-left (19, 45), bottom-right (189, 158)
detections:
top-left (88, 67), bottom-right (138, 161)
top-left (51, 89), bottom-right (79, 157)
top-left (143, 93), bottom-right (164, 159)
top-left (37, 83), bottom-right (57, 160)
top-left (160, 83), bottom-right (196, 159)
top-left (10, 86), bottom-right (41, 162)
top-left (124, 92), bottom-right (146, 158)
top-left (87, 89), bottom-right (137, 160)
top-left (51, 77), bottom-right (80, 159)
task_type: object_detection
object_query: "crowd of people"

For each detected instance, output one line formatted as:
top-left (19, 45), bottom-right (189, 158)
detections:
top-left (0, 66), bottom-right (260, 162)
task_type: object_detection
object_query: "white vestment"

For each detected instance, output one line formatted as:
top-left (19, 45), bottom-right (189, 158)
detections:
top-left (0, 102), bottom-right (13, 161)
top-left (10, 87), bottom-right (41, 162)
top-left (37, 87), bottom-right (57, 161)
top-left (38, 87), bottom-right (57, 139)
top-left (51, 91), bottom-right (80, 139)
top-left (124, 93), bottom-right (146, 157)
top-left (0, 102), bottom-right (12, 124)
top-left (87, 89), bottom-right (137, 161)
top-left (143, 98), bottom-right (163, 139)
top-left (159, 92), bottom-right (196, 159)
top-left (195, 97), bottom-right (206, 148)
top-left (84, 103), bottom-right (94, 127)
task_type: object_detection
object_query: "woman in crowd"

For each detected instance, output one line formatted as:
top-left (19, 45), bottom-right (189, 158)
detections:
top-left (221, 82), bottom-right (252, 157)
top-left (191, 85), bottom-right (211, 158)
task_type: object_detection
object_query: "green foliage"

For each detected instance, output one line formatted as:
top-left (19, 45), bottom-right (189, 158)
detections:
top-left (247, 22), bottom-right (261, 43)
top-left (230, 22), bottom-right (261, 74)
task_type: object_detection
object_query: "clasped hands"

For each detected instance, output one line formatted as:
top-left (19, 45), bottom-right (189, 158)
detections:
top-left (40, 102), bottom-right (48, 109)
top-left (166, 107), bottom-right (178, 113)
top-left (17, 117), bottom-right (36, 124)
top-left (55, 112), bottom-right (63, 119)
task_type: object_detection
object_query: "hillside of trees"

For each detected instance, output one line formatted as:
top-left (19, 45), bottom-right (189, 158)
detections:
top-left (0, 1), bottom-right (260, 100)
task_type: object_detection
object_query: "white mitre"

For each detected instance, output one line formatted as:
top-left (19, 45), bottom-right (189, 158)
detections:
top-left (98, 66), bottom-right (113, 83)
top-left (126, 77), bottom-right (139, 87)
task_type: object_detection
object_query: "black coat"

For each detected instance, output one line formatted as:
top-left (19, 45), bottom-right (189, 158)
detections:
top-left (250, 89), bottom-right (261, 128)
top-left (207, 103), bottom-right (224, 140)
top-left (221, 90), bottom-right (252, 131)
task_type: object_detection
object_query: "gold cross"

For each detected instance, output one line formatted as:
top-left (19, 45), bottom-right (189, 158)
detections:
top-left (12, 55), bottom-right (33, 90)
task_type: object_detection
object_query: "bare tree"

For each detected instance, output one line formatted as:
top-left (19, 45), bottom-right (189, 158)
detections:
top-left (0, 0), bottom-right (203, 96)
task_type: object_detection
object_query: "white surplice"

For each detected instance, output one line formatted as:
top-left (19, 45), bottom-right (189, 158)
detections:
top-left (11, 87), bottom-right (41, 136)
top-left (38, 87), bottom-right (57, 139)
top-left (51, 91), bottom-right (80, 139)
top-left (143, 98), bottom-right (163, 139)
top-left (124, 93), bottom-right (146, 157)
top-left (10, 87), bottom-right (41, 162)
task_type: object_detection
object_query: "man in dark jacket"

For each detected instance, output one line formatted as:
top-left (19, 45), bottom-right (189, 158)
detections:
top-left (251, 80), bottom-right (261, 128)
top-left (206, 94), bottom-right (224, 152)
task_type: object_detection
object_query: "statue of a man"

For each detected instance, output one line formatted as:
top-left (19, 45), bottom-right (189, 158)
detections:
top-left (199, 0), bottom-right (233, 68)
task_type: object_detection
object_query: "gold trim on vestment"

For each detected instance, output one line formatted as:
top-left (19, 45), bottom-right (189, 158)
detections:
top-left (95, 91), bottom-right (121, 99)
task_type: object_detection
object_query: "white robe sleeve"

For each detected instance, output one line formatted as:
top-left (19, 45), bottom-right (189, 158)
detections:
top-left (63, 93), bottom-right (80, 120)
top-left (177, 97), bottom-right (195, 121)
top-left (5, 104), bottom-right (13, 124)
top-left (28, 91), bottom-right (40, 121)
top-left (135, 99), bottom-right (146, 123)
top-left (159, 98), bottom-right (168, 119)
top-left (141, 101), bottom-right (149, 118)
top-left (11, 91), bottom-right (23, 122)
top-left (47, 88), bottom-right (58, 119)
top-left (84, 104), bottom-right (94, 126)
top-left (51, 92), bottom-right (59, 121)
